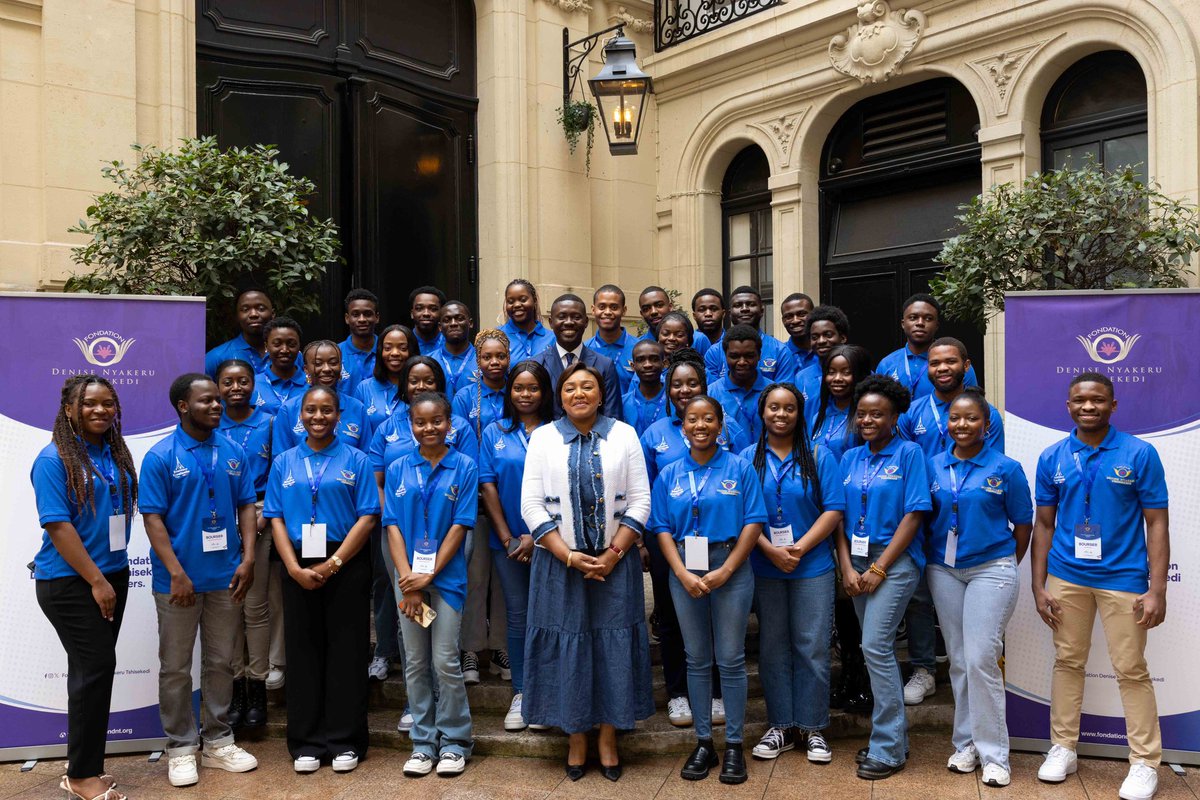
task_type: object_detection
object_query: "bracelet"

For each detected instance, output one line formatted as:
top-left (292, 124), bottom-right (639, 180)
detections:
top-left (609, 543), bottom-right (625, 559)
top-left (868, 562), bottom-right (888, 579)
top-left (566, 551), bottom-right (575, 569)
top-left (327, 555), bottom-right (343, 575)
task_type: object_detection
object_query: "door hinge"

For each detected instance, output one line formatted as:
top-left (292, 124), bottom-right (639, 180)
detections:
top-left (467, 134), bottom-right (475, 165)
top-left (468, 256), bottom-right (478, 284)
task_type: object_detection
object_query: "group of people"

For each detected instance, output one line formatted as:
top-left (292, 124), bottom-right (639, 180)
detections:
top-left (32, 279), bottom-right (1170, 800)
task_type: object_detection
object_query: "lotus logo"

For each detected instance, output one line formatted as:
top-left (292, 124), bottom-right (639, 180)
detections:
top-left (884, 465), bottom-right (899, 476)
top-left (1113, 466), bottom-right (1133, 479)
top-left (1076, 326), bottom-right (1141, 364)
top-left (986, 476), bottom-right (1003, 489)
top-left (721, 480), bottom-right (737, 491)
top-left (227, 459), bottom-right (240, 471)
top-left (73, 330), bottom-right (135, 366)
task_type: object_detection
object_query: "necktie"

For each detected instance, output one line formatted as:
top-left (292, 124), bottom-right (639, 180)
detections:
top-left (563, 352), bottom-right (576, 368)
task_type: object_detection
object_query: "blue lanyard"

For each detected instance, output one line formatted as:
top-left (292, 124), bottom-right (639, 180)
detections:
top-left (415, 464), bottom-right (448, 548)
top-left (901, 350), bottom-right (922, 392)
top-left (516, 426), bottom-right (531, 451)
top-left (385, 385), bottom-right (404, 417)
top-left (441, 351), bottom-right (470, 388)
top-left (1072, 451), bottom-right (1101, 524)
top-left (303, 454), bottom-right (331, 525)
top-left (189, 444), bottom-right (220, 525)
top-left (767, 455), bottom-right (793, 525)
top-left (928, 395), bottom-right (947, 438)
top-left (92, 449), bottom-right (121, 514)
top-left (857, 454), bottom-right (888, 532)
top-left (818, 407), bottom-right (848, 447)
top-left (687, 468), bottom-right (713, 537)
top-left (947, 461), bottom-right (974, 533)
top-left (637, 392), bottom-right (657, 432)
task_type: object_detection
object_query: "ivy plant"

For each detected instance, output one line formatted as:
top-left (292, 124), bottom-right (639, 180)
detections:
top-left (558, 99), bottom-right (597, 175)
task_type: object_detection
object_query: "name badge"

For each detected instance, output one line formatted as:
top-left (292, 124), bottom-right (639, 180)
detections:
top-left (769, 524), bottom-right (794, 548)
top-left (851, 531), bottom-right (870, 558)
top-left (1074, 523), bottom-right (1102, 561)
top-left (108, 514), bottom-right (127, 553)
top-left (412, 550), bottom-right (436, 575)
top-left (684, 536), bottom-right (709, 572)
top-left (302, 523), bottom-right (327, 559)
top-left (943, 529), bottom-right (958, 569)
top-left (202, 526), bottom-right (228, 553)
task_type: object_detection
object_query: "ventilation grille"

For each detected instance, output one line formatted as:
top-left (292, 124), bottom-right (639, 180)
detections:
top-left (861, 92), bottom-right (949, 161)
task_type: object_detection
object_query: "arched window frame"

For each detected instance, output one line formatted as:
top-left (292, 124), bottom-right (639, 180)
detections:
top-left (721, 146), bottom-right (774, 335)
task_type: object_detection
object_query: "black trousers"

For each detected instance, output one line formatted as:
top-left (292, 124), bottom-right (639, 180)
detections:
top-left (645, 535), bottom-right (722, 701)
top-left (36, 568), bottom-right (130, 779)
top-left (282, 548), bottom-right (370, 761)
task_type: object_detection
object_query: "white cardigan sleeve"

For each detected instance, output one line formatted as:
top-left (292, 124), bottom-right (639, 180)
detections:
top-left (520, 428), bottom-right (557, 541)
top-left (616, 423), bottom-right (651, 533)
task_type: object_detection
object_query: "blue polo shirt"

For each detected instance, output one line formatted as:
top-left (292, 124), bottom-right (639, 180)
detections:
top-left (648, 449), bottom-right (767, 545)
top-left (31, 441), bottom-right (132, 579)
top-left (205, 335), bottom-right (272, 378)
top-left (339, 335), bottom-right (377, 390)
top-left (415, 329), bottom-right (445, 354)
top-left (786, 340), bottom-right (818, 376)
top-left (252, 368), bottom-right (307, 416)
top-left (272, 392), bottom-right (372, 455)
top-left (139, 426), bottom-right (257, 594)
top-left (586, 329), bottom-right (638, 394)
top-left (703, 330), bottom-right (798, 386)
top-left (354, 377), bottom-right (407, 430)
top-left (840, 438), bottom-right (932, 570)
top-left (709, 374), bottom-right (771, 442)
top-left (898, 393), bottom-right (1005, 459)
top-left (501, 319), bottom-right (554, 365)
top-left (217, 408), bottom-right (274, 494)
top-left (640, 415), bottom-right (752, 485)
top-left (807, 399), bottom-right (855, 464)
top-left (1035, 427), bottom-right (1168, 593)
top-left (928, 446), bottom-right (1032, 569)
top-left (432, 345), bottom-right (479, 400)
top-left (452, 381), bottom-right (506, 441)
top-left (368, 409), bottom-right (479, 474)
top-left (479, 421), bottom-right (546, 550)
top-left (876, 345), bottom-right (979, 400)
top-left (264, 438), bottom-right (379, 550)
top-left (382, 450), bottom-right (478, 612)
top-left (796, 363), bottom-right (823, 404)
top-left (692, 330), bottom-right (720, 357)
top-left (622, 383), bottom-right (667, 437)
top-left (740, 444), bottom-right (846, 579)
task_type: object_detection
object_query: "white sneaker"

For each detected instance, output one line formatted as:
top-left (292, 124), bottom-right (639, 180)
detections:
top-left (396, 708), bottom-right (414, 733)
top-left (711, 698), bottom-right (726, 725)
top-left (168, 754), bottom-right (199, 787)
top-left (903, 667), bottom-right (936, 705)
top-left (667, 696), bottom-right (693, 727)
top-left (201, 743), bottom-right (258, 773)
top-left (293, 756), bottom-right (320, 773)
top-left (528, 723), bottom-right (551, 731)
top-left (1037, 744), bottom-right (1078, 783)
top-left (947, 744), bottom-right (979, 773)
top-left (266, 668), bottom-right (285, 690)
top-left (462, 651), bottom-right (480, 685)
top-left (982, 763), bottom-right (1011, 787)
top-left (368, 655), bottom-right (389, 681)
top-left (1119, 762), bottom-right (1159, 800)
top-left (331, 752), bottom-right (358, 773)
top-left (436, 752), bottom-right (466, 776)
top-left (403, 752), bottom-right (434, 777)
top-left (504, 694), bottom-right (528, 731)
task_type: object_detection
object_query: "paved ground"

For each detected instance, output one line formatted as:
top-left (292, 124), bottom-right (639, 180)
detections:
top-left (5, 733), bottom-right (1197, 800)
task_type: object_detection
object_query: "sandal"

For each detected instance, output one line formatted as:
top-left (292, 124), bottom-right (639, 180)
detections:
top-left (60, 776), bottom-right (127, 800)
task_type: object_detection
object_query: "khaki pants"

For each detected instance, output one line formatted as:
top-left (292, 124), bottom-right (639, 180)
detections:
top-left (1048, 575), bottom-right (1161, 766)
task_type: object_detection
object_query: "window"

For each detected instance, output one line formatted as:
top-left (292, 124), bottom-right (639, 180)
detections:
top-left (722, 146), bottom-right (774, 336)
top-left (1042, 51), bottom-right (1148, 179)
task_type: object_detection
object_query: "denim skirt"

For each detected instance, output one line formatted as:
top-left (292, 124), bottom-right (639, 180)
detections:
top-left (522, 547), bottom-right (655, 733)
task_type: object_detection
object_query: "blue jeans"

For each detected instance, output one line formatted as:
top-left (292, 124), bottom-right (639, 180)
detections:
top-left (398, 589), bottom-right (473, 758)
top-left (927, 555), bottom-right (1019, 770)
top-left (904, 573), bottom-right (937, 670)
top-left (371, 526), bottom-right (400, 660)
top-left (852, 546), bottom-right (919, 766)
top-left (669, 541), bottom-right (754, 743)
top-left (755, 570), bottom-right (834, 730)
top-left (492, 549), bottom-right (530, 693)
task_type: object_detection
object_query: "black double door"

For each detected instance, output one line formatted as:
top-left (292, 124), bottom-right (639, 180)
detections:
top-left (197, 1), bottom-right (478, 340)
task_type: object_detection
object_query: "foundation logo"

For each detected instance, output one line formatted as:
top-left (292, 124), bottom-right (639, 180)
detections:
top-left (1076, 326), bottom-right (1141, 365)
top-left (73, 330), bottom-right (136, 367)
top-left (717, 479), bottom-right (740, 496)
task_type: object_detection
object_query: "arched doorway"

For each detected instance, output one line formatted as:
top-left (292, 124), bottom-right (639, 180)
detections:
top-left (819, 78), bottom-right (984, 379)
top-left (196, 1), bottom-right (478, 339)
top-left (721, 145), bottom-right (774, 335)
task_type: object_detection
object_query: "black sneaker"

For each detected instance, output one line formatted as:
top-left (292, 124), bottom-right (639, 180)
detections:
top-left (489, 649), bottom-right (512, 681)
top-left (751, 727), bottom-right (795, 760)
top-left (228, 677), bottom-right (246, 728)
top-left (462, 651), bottom-right (480, 685)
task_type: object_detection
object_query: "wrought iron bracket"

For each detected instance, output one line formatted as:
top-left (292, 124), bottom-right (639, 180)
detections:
top-left (562, 23), bottom-right (625, 108)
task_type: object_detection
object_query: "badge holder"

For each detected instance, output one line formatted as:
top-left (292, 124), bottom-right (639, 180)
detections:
top-left (412, 548), bottom-right (437, 575)
top-left (943, 528), bottom-right (958, 568)
top-left (684, 536), bottom-right (709, 572)
top-left (108, 514), bottom-right (127, 553)
top-left (851, 519), bottom-right (870, 557)
top-left (1074, 522), bottom-right (1102, 561)
top-left (302, 523), bottom-right (327, 559)
top-left (769, 523), bottom-right (794, 548)
top-left (202, 517), bottom-right (228, 553)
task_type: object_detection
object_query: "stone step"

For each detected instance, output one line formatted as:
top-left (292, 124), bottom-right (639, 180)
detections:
top-left (253, 684), bottom-right (954, 758)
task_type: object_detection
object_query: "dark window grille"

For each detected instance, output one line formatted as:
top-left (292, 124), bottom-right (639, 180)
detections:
top-left (654, 0), bottom-right (784, 52)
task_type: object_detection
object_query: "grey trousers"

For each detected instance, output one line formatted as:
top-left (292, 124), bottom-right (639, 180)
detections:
top-left (154, 589), bottom-right (241, 756)
top-left (269, 560), bottom-right (286, 668)
top-left (231, 532), bottom-right (272, 680)
top-left (460, 516), bottom-right (507, 653)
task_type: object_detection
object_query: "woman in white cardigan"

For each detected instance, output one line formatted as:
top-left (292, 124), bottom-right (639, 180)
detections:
top-left (520, 362), bottom-right (654, 782)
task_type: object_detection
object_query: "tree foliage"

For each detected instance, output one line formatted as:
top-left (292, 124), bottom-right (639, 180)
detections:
top-left (932, 161), bottom-right (1198, 330)
top-left (66, 137), bottom-right (340, 339)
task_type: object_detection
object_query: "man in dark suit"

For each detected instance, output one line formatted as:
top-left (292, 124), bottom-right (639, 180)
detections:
top-left (532, 293), bottom-right (624, 421)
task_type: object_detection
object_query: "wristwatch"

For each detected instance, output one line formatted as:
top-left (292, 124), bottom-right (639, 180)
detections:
top-left (328, 555), bottom-right (343, 574)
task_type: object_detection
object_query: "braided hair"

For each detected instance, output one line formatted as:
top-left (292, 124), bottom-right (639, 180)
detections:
top-left (474, 328), bottom-right (510, 358)
top-left (751, 383), bottom-right (821, 503)
top-left (50, 375), bottom-right (137, 515)
top-left (470, 328), bottom-right (511, 437)
top-left (302, 339), bottom-right (341, 386)
top-left (664, 347), bottom-right (708, 420)
top-left (501, 278), bottom-right (540, 325)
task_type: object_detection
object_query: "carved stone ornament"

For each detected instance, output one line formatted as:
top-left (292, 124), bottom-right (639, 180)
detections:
top-left (829, 1), bottom-right (927, 84)
top-left (966, 35), bottom-right (1061, 116)
top-left (749, 109), bottom-right (809, 169)
top-left (542, 0), bottom-right (592, 13)
top-left (610, 6), bottom-right (654, 34)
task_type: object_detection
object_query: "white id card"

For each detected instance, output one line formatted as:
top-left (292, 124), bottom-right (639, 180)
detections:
top-left (851, 531), bottom-right (870, 557)
top-left (1074, 524), bottom-right (1102, 560)
top-left (412, 550), bottom-right (436, 574)
top-left (769, 524), bottom-right (794, 548)
top-left (684, 536), bottom-right (709, 571)
top-left (302, 523), bottom-right (327, 558)
top-left (202, 527), bottom-right (228, 553)
top-left (943, 530), bottom-right (958, 568)
top-left (108, 514), bottom-right (127, 552)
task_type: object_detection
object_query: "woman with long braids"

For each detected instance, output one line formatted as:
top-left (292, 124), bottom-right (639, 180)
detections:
top-left (499, 279), bottom-right (555, 364)
top-left (452, 329), bottom-right (511, 440)
top-left (354, 324), bottom-right (421, 430)
top-left (33, 375), bottom-right (137, 800)
top-left (743, 383), bottom-right (845, 763)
